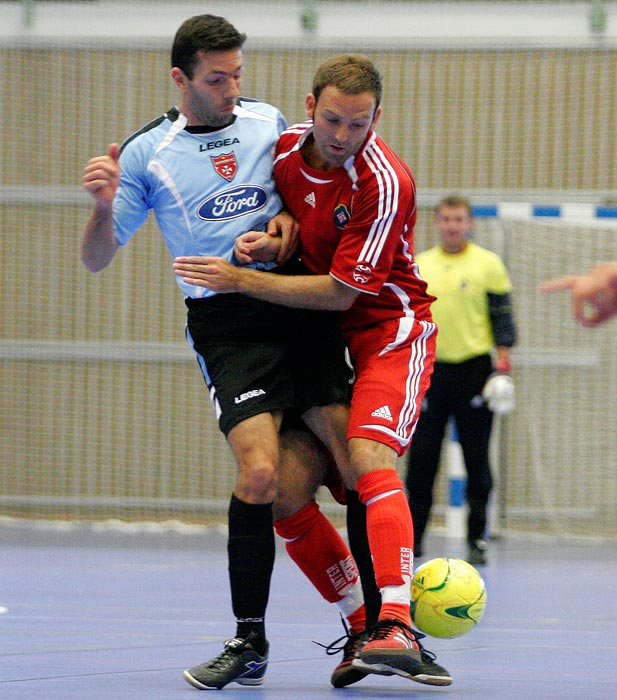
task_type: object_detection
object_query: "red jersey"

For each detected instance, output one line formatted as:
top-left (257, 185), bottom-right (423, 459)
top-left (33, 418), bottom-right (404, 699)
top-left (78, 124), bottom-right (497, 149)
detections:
top-left (273, 122), bottom-right (435, 332)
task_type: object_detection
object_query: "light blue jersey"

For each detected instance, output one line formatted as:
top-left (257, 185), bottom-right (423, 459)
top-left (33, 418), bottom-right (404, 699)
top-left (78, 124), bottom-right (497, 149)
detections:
top-left (113, 100), bottom-right (286, 298)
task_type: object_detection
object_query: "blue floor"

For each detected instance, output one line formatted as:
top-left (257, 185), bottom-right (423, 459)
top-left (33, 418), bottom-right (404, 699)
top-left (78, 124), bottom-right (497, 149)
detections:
top-left (1, 523), bottom-right (616, 699)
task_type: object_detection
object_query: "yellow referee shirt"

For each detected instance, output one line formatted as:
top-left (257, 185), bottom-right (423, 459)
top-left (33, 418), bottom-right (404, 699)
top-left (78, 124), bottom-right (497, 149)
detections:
top-left (416, 241), bottom-right (513, 364)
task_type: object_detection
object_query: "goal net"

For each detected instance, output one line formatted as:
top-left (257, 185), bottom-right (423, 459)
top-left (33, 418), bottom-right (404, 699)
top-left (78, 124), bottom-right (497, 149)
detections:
top-left (416, 205), bottom-right (617, 541)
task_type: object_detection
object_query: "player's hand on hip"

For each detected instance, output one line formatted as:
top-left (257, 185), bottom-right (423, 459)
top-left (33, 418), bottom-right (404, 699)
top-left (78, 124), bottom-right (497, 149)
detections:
top-left (82, 143), bottom-right (121, 207)
top-left (173, 256), bottom-right (241, 293)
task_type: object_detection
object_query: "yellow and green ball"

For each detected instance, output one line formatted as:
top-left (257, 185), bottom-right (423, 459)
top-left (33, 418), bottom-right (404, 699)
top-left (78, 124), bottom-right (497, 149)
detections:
top-left (411, 557), bottom-right (487, 638)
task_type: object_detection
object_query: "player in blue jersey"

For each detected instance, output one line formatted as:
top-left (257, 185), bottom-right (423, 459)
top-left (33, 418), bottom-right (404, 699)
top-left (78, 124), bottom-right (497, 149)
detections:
top-left (81, 14), bottom-right (355, 690)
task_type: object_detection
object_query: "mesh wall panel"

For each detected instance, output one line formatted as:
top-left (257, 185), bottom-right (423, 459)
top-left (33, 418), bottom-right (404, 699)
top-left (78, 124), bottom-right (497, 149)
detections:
top-left (2, 29), bottom-right (617, 536)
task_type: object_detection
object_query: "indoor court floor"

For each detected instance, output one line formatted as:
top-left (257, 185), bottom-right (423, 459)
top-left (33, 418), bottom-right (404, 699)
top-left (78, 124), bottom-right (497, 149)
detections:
top-left (1, 521), bottom-right (616, 700)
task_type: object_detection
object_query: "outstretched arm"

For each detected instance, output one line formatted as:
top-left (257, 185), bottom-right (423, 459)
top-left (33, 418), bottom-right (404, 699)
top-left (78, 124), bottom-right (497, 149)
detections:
top-left (541, 261), bottom-right (617, 327)
top-left (81, 143), bottom-right (121, 272)
top-left (173, 256), bottom-right (359, 311)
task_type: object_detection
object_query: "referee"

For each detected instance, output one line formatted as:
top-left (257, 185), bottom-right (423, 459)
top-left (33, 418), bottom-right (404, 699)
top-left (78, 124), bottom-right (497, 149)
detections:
top-left (405, 195), bottom-right (517, 565)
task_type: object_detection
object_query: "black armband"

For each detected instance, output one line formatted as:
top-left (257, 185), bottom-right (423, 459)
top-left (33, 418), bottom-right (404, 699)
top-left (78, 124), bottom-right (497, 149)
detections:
top-left (487, 292), bottom-right (517, 347)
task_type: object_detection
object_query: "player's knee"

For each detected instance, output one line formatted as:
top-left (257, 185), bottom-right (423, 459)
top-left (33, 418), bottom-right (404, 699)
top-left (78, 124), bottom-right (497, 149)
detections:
top-left (272, 481), bottom-right (315, 519)
top-left (349, 437), bottom-right (398, 476)
top-left (236, 461), bottom-right (278, 503)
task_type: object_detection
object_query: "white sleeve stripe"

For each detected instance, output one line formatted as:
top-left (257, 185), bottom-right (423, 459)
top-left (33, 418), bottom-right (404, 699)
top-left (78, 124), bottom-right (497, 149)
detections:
top-left (371, 145), bottom-right (400, 261)
top-left (358, 141), bottom-right (400, 266)
top-left (360, 146), bottom-right (389, 262)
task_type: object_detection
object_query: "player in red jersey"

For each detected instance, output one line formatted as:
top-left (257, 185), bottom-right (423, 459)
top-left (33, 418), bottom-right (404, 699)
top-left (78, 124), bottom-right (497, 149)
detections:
top-left (174, 54), bottom-right (449, 686)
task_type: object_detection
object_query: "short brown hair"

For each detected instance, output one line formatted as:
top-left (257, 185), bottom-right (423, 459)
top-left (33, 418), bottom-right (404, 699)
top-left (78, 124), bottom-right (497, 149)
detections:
top-left (312, 54), bottom-right (382, 110)
top-left (171, 14), bottom-right (246, 79)
top-left (434, 195), bottom-right (473, 216)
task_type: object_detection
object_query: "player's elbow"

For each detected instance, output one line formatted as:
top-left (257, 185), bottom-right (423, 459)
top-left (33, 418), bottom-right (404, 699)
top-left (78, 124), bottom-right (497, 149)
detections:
top-left (82, 255), bottom-right (100, 273)
top-left (332, 285), bottom-right (359, 310)
top-left (81, 236), bottom-right (119, 273)
top-left (333, 297), bottom-right (355, 311)
top-left (81, 248), bottom-right (115, 273)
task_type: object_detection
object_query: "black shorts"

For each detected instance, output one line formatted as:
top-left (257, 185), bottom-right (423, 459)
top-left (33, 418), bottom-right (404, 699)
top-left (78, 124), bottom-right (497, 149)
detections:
top-left (185, 293), bottom-right (353, 435)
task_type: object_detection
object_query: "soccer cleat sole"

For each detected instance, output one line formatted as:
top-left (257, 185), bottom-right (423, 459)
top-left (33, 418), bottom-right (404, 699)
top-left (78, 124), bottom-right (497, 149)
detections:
top-left (360, 648), bottom-right (423, 676)
top-left (352, 659), bottom-right (453, 686)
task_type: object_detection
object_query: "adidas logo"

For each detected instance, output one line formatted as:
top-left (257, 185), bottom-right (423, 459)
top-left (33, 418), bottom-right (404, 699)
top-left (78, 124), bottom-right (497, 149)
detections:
top-left (304, 191), bottom-right (316, 208)
top-left (371, 405), bottom-right (393, 421)
top-left (393, 630), bottom-right (417, 649)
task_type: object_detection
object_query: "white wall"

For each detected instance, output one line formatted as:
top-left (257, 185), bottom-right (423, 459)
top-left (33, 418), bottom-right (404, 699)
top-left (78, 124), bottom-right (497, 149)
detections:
top-left (1, 1), bottom-right (616, 47)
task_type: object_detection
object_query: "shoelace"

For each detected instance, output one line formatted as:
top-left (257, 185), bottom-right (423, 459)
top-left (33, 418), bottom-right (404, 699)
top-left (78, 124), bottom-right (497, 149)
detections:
top-left (369, 618), bottom-right (427, 642)
top-left (313, 615), bottom-right (363, 657)
top-left (205, 638), bottom-right (248, 669)
top-left (314, 615), bottom-right (437, 663)
top-left (369, 619), bottom-right (407, 640)
top-left (368, 620), bottom-right (441, 664)
top-left (416, 638), bottom-right (437, 662)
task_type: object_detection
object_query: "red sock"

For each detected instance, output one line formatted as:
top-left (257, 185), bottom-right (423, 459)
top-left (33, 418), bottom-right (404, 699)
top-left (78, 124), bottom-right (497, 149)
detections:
top-left (274, 501), bottom-right (361, 604)
top-left (356, 469), bottom-right (414, 589)
top-left (379, 602), bottom-right (412, 626)
top-left (347, 606), bottom-right (367, 635)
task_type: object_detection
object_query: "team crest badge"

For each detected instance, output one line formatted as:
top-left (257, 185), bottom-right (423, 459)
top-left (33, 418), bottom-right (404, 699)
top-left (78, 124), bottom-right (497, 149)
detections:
top-left (333, 204), bottom-right (351, 229)
top-left (211, 152), bottom-right (238, 182)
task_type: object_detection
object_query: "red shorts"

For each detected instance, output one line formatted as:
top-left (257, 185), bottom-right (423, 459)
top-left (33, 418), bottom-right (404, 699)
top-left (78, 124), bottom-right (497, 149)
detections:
top-left (345, 317), bottom-right (437, 456)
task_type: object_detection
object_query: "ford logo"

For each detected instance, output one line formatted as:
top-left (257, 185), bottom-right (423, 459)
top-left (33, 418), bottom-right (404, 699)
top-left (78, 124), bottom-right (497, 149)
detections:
top-left (196, 186), bottom-right (268, 221)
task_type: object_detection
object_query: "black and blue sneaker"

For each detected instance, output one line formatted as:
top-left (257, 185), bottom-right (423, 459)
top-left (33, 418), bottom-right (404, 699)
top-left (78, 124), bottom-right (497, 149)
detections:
top-left (183, 631), bottom-right (269, 690)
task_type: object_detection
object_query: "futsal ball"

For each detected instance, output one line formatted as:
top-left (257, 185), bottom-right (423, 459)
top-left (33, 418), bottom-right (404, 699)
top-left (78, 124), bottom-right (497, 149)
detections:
top-left (411, 557), bottom-right (487, 638)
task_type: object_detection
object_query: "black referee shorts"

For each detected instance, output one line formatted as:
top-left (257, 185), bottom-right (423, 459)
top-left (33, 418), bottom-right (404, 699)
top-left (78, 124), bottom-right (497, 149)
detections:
top-left (185, 293), bottom-right (352, 436)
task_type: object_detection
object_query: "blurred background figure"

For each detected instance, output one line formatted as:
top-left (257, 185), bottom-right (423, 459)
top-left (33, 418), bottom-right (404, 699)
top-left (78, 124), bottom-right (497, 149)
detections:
top-left (405, 195), bottom-right (517, 565)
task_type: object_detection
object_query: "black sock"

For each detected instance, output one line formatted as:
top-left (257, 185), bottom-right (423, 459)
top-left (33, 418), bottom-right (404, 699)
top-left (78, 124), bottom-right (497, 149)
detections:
top-left (346, 489), bottom-right (381, 627)
top-left (227, 494), bottom-right (274, 648)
